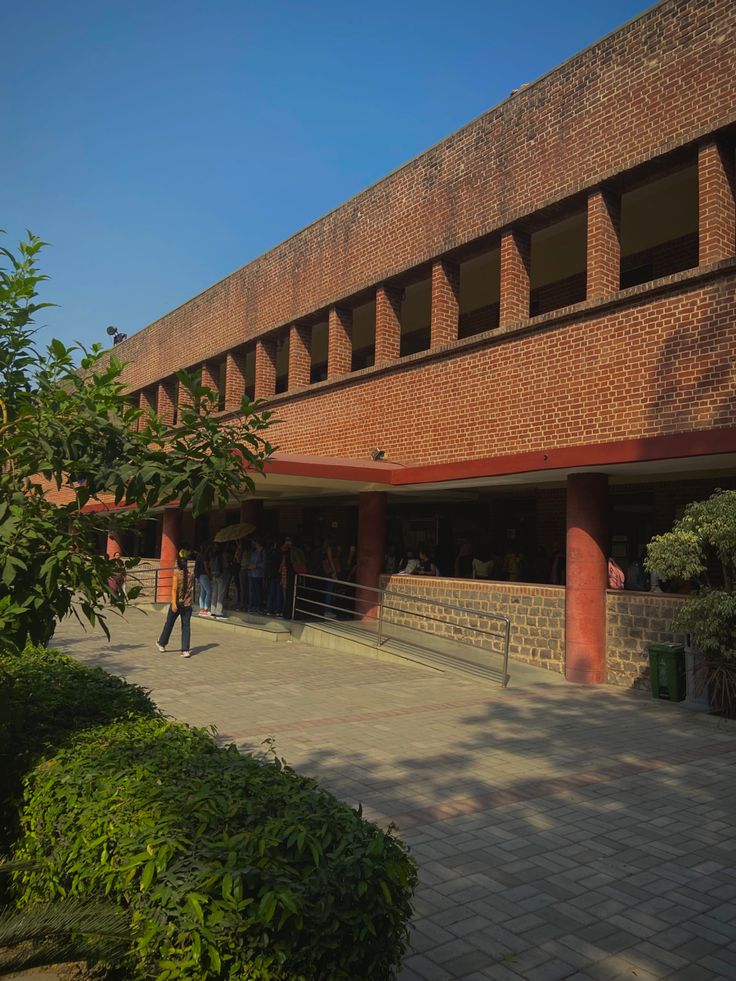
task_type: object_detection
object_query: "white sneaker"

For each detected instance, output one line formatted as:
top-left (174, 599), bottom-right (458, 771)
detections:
top-left (180, 650), bottom-right (191, 658)
top-left (156, 643), bottom-right (166, 653)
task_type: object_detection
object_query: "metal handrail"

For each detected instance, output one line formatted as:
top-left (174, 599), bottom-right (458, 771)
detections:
top-left (292, 573), bottom-right (511, 686)
top-left (125, 564), bottom-right (178, 603)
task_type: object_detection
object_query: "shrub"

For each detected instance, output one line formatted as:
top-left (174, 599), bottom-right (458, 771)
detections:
top-left (13, 716), bottom-right (417, 980)
top-left (0, 645), bottom-right (156, 850)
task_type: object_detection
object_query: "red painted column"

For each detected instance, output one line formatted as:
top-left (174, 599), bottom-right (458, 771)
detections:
top-left (565, 473), bottom-right (608, 685)
top-left (157, 507), bottom-right (182, 603)
top-left (106, 532), bottom-right (123, 558)
top-left (356, 491), bottom-right (387, 618)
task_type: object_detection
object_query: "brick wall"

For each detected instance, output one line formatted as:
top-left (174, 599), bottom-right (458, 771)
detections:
top-left (106, 0), bottom-right (736, 391)
top-left (378, 577), bottom-right (689, 688)
top-left (239, 268), bottom-right (736, 466)
top-left (606, 591), bottom-right (686, 689)
top-left (379, 575), bottom-right (565, 674)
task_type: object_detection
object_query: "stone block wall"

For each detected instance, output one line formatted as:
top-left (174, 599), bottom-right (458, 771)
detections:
top-left (379, 575), bottom-right (565, 674)
top-left (606, 591), bottom-right (686, 689)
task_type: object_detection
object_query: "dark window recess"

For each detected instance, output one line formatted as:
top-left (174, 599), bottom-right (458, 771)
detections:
top-left (352, 346), bottom-right (374, 371)
top-left (620, 232), bottom-right (698, 288)
top-left (530, 272), bottom-right (586, 317)
top-left (400, 327), bottom-right (431, 358)
top-left (310, 361), bottom-right (328, 384)
top-left (459, 303), bottom-right (500, 339)
top-left (245, 382), bottom-right (255, 401)
top-left (620, 263), bottom-right (653, 289)
top-left (217, 361), bottom-right (226, 411)
top-left (275, 373), bottom-right (288, 394)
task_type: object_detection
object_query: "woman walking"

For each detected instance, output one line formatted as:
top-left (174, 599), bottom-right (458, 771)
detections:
top-left (156, 550), bottom-right (194, 658)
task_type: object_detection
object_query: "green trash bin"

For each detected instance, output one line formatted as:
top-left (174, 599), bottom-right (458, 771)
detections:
top-left (648, 643), bottom-right (686, 702)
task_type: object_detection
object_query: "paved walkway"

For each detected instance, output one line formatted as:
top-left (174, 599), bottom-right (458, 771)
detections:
top-left (53, 609), bottom-right (736, 981)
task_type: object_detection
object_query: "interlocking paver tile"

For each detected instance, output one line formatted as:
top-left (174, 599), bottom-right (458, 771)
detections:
top-left (53, 613), bottom-right (736, 981)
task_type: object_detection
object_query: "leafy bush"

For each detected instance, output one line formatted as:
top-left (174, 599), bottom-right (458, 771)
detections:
top-left (13, 716), bottom-right (417, 981)
top-left (0, 645), bottom-right (156, 850)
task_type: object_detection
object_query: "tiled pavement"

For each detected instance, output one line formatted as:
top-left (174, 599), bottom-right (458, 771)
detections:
top-left (53, 608), bottom-right (736, 981)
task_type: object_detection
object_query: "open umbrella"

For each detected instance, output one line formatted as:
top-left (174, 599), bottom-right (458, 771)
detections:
top-left (214, 521), bottom-right (255, 543)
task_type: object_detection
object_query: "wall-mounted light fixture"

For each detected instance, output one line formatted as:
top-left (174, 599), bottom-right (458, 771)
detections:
top-left (370, 448), bottom-right (385, 461)
top-left (106, 325), bottom-right (128, 345)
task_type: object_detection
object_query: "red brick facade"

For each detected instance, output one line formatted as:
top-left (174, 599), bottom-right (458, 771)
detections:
top-left (105, 0), bottom-right (736, 397)
top-left (88, 0), bottom-right (736, 686)
top-left (242, 268), bottom-right (736, 466)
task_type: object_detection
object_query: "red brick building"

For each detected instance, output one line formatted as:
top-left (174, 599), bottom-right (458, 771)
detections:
top-left (107, 0), bottom-right (736, 687)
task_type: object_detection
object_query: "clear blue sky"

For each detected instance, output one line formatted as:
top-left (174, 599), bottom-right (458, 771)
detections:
top-left (3, 0), bottom-right (652, 353)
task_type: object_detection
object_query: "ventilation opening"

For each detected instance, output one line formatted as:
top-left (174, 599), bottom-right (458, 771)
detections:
top-left (244, 349), bottom-right (256, 401)
top-left (620, 163), bottom-right (698, 289)
top-left (275, 334), bottom-right (289, 394)
top-left (459, 248), bottom-right (500, 338)
top-left (400, 279), bottom-right (431, 357)
top-left (529, 212), bottom-right (587, 316)
top-left (352, 299), bottom-right (376, 370)
top-left (310, 321), bottom-right (328, 383)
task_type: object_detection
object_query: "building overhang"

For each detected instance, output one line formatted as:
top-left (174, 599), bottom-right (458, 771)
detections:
top-left (246, 428), bottom-right (736, 501)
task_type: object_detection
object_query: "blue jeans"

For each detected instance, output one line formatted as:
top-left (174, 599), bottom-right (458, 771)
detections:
top-left (248, 577), bottom-right (263, 612)
top-left (158, 605), bottom-right (192, 652)
top-left (197, 574), bottom-right (210, 611)
top-left (266, 578), bottom-right (283, 615)
top-left (211, 575), bottom-right (225, 616)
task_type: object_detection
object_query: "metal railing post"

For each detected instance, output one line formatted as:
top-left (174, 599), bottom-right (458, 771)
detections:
top-left (377, 591), bottom-right (385, 648)
top-left (291, 573), bottom-right (299, 621)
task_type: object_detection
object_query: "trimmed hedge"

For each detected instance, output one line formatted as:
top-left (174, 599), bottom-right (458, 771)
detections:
top-left (0, 645), bottom-right (156, 850)
top-left (13, 715), bottom-right (417, 980)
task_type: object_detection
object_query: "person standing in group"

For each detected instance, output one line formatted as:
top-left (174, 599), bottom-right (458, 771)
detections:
top-left (472, 550), bottom-right (493, 580)
top-left (415, 547), bottom-right (440, 577)
top-left (246, 538), bottom-right (265, 613)
top-left (194, 544), bottom-right (211, 617)
top-left (156, 550), bottom-right (194, 658)
top-left (108, 549), bottom-right (127, 597)
top-left (321, 538), bottom-right (340, 618)
top-left (265, 540), bottom-right (283, 616)
top-left (210, 544), bottom-right (228, 619)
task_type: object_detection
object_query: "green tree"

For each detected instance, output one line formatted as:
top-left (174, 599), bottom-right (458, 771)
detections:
top-left (646, 489), bottom-right (736, 714)
top-left (0, 232), bottom-right (274, 652)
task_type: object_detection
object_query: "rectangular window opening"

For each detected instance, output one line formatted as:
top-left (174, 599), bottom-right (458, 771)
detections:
top-left (244, 349), bottom-right (256, 401)
top-left (400, 279), bottom-right (431, 357)
top-left (529, 211), bottom-right (587, 316)
top-left (275, 334), bottom-right (289, 394)
top-left (352, 299), bottom-right (375, 371)
top-left (310, 321), bottom-right (328, 383)
top-left (459, 248), bottom-right (501, 338)
top-left (620, 163), bottom-right (698, 289)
